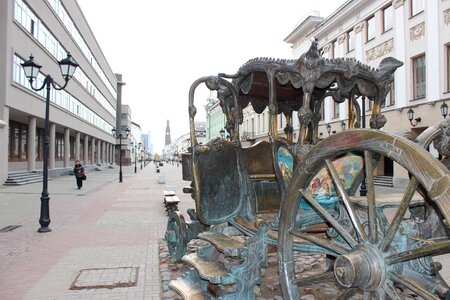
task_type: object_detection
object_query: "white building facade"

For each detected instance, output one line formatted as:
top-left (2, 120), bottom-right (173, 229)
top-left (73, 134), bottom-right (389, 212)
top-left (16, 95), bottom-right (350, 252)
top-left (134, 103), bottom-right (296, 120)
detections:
top-left (0, 0), bottom-right (118, 182)
top-left (240, 0), bottom-right (450, 186)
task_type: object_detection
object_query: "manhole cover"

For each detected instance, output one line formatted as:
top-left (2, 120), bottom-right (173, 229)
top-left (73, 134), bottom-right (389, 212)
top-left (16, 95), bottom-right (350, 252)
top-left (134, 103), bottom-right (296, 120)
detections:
top-left (0, 225), bottom-right (22, 233)
top-left (70, 267), bottom-right (139, 290)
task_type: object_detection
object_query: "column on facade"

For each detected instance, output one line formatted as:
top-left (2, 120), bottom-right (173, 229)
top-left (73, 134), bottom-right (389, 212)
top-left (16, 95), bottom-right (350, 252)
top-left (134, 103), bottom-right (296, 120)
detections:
top-left (84, 135), bottom-right (89, 165)
top-left (106, 143), bottom-right (110, 164)
top-left (75, 132), bottom-right (80, 161)
top-left (102, 141), bottom-right (106, 165)
top-left (426, 0), bottom-right (440, 101)
top-left (97, 139), bottom-right (101, 165)
top-left (64, 128), bottom-right (70, 168)
top-left (27, 116), bottom-right (36, 171)
top-left (337, 34), bottom-right (347, 119)
top-left (49, 123), bottom-right (56, 169)
top-left (393, 0), bottom-right (407, 107)
top-left (91, 137), bottom-right (96, 166)
top-left (352, 22), bottom-right (365, 127)
top-left (1, 108), bottom-right (9, 183)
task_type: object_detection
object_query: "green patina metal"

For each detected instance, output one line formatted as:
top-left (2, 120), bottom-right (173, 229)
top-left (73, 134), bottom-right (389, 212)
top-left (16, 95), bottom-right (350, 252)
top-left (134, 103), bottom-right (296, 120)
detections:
top-left (165, 41), bottom-right (450, 299)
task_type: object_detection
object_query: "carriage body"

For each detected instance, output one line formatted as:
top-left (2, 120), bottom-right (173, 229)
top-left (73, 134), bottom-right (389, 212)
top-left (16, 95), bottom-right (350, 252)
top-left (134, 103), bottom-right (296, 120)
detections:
top-left (166, 41), bottom-right (450, 299)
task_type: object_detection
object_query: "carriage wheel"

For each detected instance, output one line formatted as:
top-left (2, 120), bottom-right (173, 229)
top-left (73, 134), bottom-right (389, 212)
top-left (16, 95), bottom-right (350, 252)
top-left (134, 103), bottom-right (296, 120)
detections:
top-left (165, 211), bottom-right (189, 261)
top-left (278, 129), bottom-right (450, 299)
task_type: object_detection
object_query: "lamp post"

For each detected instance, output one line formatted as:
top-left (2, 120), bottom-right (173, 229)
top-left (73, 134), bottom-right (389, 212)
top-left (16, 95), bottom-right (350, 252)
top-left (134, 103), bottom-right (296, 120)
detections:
top-left (21, 53), bottom-right (78, 233)
top-left (140, 148), bottom-right (143, 170)
top-left (360, 96), bottom-right (367, 197)
top-left (112, 127), bottom-right (130, 182)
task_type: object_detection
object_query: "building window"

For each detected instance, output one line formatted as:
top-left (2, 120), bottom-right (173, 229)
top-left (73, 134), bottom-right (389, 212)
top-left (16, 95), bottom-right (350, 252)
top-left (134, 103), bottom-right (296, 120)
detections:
top-left (366, 16), bottom-right (375, 42)
top-left (382, 5), bottom-right (393, 32)
top-left (347, 30), bottom-right (355, 52)
top-left (383, 82), bottom-right (396, 107)
top-left (320, 101), bottom-right (325, 121)
top-left (447, 45), bottom-right (450, 92)
top-left (332, 40), bottom-right (338, 58)
top-left (413, 55), bottom-right (426, 99)
top-left (8, 121), bottom-right (28, 161)
top-left (333, 101), bottom-right (340, 118)
top-left (55, 134), bottom-right (64, 160)
top-left (410, 0), bottom-right (424, 17)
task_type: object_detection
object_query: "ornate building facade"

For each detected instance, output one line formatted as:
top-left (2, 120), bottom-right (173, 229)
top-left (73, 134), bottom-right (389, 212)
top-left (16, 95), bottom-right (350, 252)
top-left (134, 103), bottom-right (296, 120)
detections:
top-left (240, 0), bottom-right (450, 187)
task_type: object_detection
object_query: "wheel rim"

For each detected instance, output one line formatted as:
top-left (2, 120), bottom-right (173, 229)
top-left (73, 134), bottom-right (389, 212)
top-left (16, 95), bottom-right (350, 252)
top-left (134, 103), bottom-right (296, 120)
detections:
top-left (165, 211), bottom-right (188, 261)
top-left (278, 129), bottom-right (450, 299)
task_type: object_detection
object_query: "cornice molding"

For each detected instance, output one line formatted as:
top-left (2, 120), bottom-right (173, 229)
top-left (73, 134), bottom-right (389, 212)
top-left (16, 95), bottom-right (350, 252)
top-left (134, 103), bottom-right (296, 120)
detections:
top-left (393, 0), bottom-right (406, 9)
top-left (365, 38), bottom-right (394, 62)
top-left (409, 22), bottom-right (425, 41)
top-left (445, 8), bottom-right (450, 25)
top-left (354, 22), bottom-right (365, 33)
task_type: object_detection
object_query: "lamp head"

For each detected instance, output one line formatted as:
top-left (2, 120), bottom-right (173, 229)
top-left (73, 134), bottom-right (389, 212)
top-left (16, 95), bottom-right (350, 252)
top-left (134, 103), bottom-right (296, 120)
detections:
top-left (21, 55), bottom-right (42, 81)
top-left (59, 53), bottom-right (78, 80)
top-left (326, 124), bottom-right (331, 134)
top-left (341, 121), bottom-right (346, 131)
top-left (407, 108), bottom-right (414, 122)
top-left (441, 101), bottom-right (448, 119)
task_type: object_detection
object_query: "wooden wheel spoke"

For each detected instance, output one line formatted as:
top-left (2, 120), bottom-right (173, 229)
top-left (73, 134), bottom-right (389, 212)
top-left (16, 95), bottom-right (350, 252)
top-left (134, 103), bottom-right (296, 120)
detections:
top-left (290, 229), bottom-right (349, 255)
top-left (364, 150), bottom-right (378, 244)
top-left (384, 280), bottom-right (401, 300)
top-left (380, 176), bottom-right (419, 252)
top-left (337, 287), bottom-right (358, 300)
top-left (300, 189), bottom-right (358, 248)
top-left (385, 240), bottom-right (450, 265)
top-left (325, 159), bottom-right (367, 242)
top-left (295, 271), bottom-right (335, 286)
top-left (389, 272), bottom-right (440, 300)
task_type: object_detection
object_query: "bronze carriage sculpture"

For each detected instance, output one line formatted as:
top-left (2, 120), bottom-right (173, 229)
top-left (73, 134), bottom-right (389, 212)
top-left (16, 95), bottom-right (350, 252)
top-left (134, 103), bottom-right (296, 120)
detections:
top-left (165, 41), bottom-right (450, 299)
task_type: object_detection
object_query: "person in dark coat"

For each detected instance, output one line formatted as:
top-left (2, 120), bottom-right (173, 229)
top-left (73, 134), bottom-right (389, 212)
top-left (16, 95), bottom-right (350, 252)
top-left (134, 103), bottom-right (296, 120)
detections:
top-left (73, 160), bottom-right (85, 189)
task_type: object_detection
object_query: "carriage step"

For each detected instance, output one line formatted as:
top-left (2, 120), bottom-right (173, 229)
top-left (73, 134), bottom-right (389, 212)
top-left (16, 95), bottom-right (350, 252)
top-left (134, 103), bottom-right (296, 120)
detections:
top-left (169, 277), bottom-right (207, 300)
top-left (198, 232), bottom-right (245, 257)
top-left (183, 253), bottom-right (236, 285)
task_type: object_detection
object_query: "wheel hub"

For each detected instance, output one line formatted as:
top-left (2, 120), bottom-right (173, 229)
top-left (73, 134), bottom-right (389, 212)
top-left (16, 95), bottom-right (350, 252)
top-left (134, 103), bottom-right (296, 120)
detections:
top-left (334, 245), bottom-right (385, 290)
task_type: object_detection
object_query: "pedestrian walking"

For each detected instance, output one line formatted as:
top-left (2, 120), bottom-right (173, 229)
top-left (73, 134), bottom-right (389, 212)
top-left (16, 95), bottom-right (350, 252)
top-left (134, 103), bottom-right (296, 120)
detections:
top-left (73, 160), bottom-right (85, 189)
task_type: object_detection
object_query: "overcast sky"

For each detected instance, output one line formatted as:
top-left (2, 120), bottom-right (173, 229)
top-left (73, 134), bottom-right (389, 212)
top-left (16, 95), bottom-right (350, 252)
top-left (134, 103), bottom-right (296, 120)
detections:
top-left (76, 0), bottom-right (346, 153)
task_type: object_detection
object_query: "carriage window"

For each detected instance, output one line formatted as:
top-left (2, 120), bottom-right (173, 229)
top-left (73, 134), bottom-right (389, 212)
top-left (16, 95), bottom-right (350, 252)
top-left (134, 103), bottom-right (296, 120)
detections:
top-left (413, 55), bottom-right (426, 99)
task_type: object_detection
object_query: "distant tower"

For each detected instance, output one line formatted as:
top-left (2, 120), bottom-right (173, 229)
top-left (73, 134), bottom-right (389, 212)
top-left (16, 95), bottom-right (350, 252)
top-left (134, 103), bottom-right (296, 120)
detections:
top-left (165, 120), bottom-right (171, 145)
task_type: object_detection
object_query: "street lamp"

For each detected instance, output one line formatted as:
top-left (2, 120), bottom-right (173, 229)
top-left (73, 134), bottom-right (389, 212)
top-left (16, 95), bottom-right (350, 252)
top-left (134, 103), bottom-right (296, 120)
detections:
top-left (326, 124), bottom-right (331, 135)
top-left (441, 101), bottom-right (448, 119)
top-left (219, 128), bottom-right (225, 138)
top-left (341, 121), bottom-right (346, 131)
top-left (112, 127), bottom-right (130, 182)
top-left (140, 148), bottom-right (143, 170)
top-left (21, 53), bottom-right (78, 233)
top-left (130, 141), bottom-right (142, 173)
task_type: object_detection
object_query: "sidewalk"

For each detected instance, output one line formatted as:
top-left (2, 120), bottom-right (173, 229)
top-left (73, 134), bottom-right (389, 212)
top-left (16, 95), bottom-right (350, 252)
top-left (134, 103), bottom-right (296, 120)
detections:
top-left (0, 162), bottom-right (193, 300)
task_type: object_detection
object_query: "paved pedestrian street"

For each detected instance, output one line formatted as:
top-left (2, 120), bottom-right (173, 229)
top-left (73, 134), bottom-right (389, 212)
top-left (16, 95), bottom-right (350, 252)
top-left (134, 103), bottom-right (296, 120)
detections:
top-left (0, 163), bottom-right (193, 300)
top-left (2, 163), bottom-right (450, 299)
